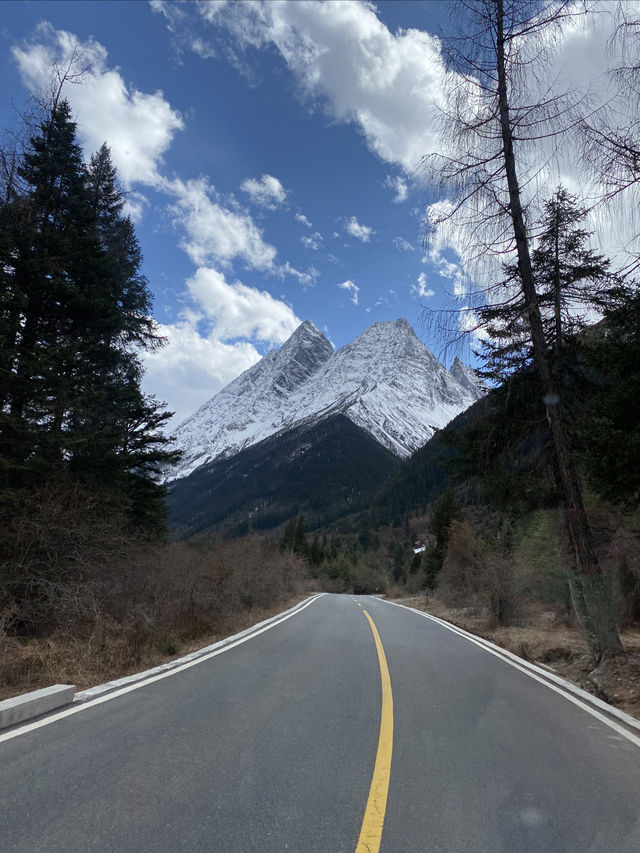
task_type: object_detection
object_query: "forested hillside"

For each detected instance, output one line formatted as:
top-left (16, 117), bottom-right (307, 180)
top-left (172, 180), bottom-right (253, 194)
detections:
top-left (167, 414), bottom-right (401, 540)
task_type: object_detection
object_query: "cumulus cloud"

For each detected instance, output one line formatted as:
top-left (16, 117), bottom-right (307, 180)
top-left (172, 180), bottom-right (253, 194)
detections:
top-left (187, 267), bottom-right (300, 341)
top-left (345, 216), bottom-right (374, 243)
top-left (385, 174), bottom-right (409, 203)
top-left (143, 266), bottom-right (301, 423)
top-left (240, 174), bottom-right (288, 208)
top-left (411, 272), bottom-right (435, 300)
top-left (12, 22), bottom-right (183, 188)
top-left (337, 279), bottom-right (360, 305)
top-left (295, 211), bottom-right (313, 228)
top-left (301, 231), bottom-right (323, 250)
top-left (166, 177), bottom-right (278, 269)
top-left (393, 236), bottom-right (414, 252)
top-left (154, 0), bottom-right (446, 175)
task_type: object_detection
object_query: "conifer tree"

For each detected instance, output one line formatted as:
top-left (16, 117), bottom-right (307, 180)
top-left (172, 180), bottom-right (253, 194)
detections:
top-left (0, 101), bottom-right (178, 531)
top-left (477, 187), bottom-right (616, 384)
top-left (293, 516), bottom-right (309, 558)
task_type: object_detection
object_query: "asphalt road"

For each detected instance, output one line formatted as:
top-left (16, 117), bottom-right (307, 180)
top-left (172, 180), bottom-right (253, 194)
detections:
top-left (2, 593), bottom-right (640, 852)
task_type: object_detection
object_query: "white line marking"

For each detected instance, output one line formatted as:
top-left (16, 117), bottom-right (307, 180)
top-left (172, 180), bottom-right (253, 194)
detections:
top-left (0, 593), bottom-right (325, 745)
top-left (379, 598), bottom-right (640, 750)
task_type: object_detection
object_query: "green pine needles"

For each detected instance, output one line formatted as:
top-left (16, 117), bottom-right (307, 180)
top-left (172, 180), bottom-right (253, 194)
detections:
top-left (0, 100), bottom-right (180, 534)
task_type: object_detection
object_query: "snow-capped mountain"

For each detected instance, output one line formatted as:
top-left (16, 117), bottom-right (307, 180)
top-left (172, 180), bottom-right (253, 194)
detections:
top-left (168, 318), bottom-right (483, 481)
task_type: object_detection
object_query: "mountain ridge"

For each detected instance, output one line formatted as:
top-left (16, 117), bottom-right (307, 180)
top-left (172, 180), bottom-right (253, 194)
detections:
top-left (168, 318), bottom-right (483, 481)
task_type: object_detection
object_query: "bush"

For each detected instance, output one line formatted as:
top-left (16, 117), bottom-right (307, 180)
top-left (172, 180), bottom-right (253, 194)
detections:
top-left (0, 492), bottom-right (311, 698)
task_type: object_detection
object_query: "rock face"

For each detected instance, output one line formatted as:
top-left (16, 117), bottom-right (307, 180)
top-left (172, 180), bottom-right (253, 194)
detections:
top-left (168, 318), bottom-right (483, 481)
top-left (449, 356), bottom-right (485, 402)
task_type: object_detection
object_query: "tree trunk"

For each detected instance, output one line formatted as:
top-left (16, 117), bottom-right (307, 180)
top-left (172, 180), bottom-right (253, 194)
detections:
top-left (494, 0), bottom-right (622, 660)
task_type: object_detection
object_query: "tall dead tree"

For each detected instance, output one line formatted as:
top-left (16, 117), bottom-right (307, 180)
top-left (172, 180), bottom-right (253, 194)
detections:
top-left (579, 3), bottom-right (640, 275)
top-left (428, 0), bottom-right (623, 660)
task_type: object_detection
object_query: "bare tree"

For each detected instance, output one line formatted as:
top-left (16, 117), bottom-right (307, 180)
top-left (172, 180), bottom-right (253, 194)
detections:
top-left (427, 0), bottom-right (623, 661)
top-left (579, 3), bottom-right (640, 275)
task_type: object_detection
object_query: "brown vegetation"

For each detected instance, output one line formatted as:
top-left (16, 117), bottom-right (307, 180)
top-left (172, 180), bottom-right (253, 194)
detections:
top-left (0, 486), bottom-right (312, 700)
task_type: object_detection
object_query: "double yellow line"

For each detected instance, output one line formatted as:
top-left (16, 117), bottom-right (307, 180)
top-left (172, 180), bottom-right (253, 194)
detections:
top-left (355, 608), bottom-right (394, 853)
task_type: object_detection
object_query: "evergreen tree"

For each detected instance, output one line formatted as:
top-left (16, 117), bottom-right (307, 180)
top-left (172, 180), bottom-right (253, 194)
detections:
top-left (0, 101), bottom-right (178, 530)
top-left (293, 516), bottom-right (309, 557)
top-left (1, 101), bottom-right (90, 475)
top-left (279, 517), bottom-right (297, 552)
top-left (424, 486), bottom-right (463, 588)
top-left (477, 187), bottom-right (616, 384)
top-left (581, 292), bottom-right (640, 507)
top-left (309, 535), bottom-right (322, 566)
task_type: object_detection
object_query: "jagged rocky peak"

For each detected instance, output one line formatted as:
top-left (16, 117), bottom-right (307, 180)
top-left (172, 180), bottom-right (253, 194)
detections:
top-left (449, 356), bottom-right (484, 401)
top-left (333, 317), bottom-right (432, 363)
top-left (270, 320), bottom-right (334, 395)
top-left (168, 317), bottom-right (484, 481)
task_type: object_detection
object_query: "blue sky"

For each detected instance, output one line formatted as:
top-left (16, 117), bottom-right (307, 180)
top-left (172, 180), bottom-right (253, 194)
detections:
top-left (0, 1), bottom-right (630, 425)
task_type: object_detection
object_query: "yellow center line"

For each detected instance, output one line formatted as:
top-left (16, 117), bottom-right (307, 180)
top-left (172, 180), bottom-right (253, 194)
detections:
top-left (356, 610), bottom-right (394, 853)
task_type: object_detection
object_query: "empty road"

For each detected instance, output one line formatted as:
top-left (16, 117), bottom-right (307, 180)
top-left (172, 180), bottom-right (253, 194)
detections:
top-left (2, 593), bottom-right (640, 852)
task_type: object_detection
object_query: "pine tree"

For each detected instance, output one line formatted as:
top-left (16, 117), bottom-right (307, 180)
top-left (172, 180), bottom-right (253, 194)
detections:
top-left (293, 516), bottom-right (309, 558)
top-left (279, 517), bottom-right (297, 552)
top-left (581, 292), bottom-right (640, 508)
top-left (477, 187), bottom-right (616, 384)
top-left (1, 101), bottom-right (93, 475)
top-left (0, 101), bottom-right (178, 530)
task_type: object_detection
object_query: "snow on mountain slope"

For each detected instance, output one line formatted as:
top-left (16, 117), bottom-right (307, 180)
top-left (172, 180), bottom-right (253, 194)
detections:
top-left (168, 318), bottom-right (482, 480)
top-left (449, 356), bottom-right (485, 401)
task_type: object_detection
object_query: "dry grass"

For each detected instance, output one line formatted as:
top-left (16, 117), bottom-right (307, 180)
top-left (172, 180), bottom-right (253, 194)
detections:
top-left (0, 535), bottom-right (314, 701)
top-left (391, 592), bottom-right (640, 721)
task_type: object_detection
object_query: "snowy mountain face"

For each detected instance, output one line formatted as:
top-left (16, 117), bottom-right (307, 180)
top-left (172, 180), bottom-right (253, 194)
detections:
top-left (168, 318), bottom-right (483, 481)
top-left (449, 356), bottom-right (485, 402)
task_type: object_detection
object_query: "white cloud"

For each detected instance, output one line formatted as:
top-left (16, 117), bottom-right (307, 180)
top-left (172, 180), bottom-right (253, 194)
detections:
top-left (166, 177), bottom-right (278, 269)
top-left (124, 191), bottom-right (149, 223)
top-left (12, 23), bottom-right (183, 188)
top-left (411, 271), bottom-right (435, 300)
top-left (143, 322), bottom-right (261, 426)
top-left (295, 211), bottom-right (313, 228)
top-left (278, 261), bottom-right (320, 288)
top-left (193, 1), bottom-right (446, 174)
top-left (187, 267), bottom-right (300, 341)
top-left (337, 279), bottom-right (360, 305)
top-left (240, 174), bottom-right (288, 208)
top-left (154, 1), bottom-right (447, 174)
top-left (301, 231), bottom-right (323, 250)
top-left (197, 0), bottom-right (233, 24)
top-left (143, 265), bottom-right (301, 424)
top-left (393, 236), bottom-right (414, 252)
top-left (345, 215), bottom-right (374, 243)
top-left (385, 174), bottom-right (409, 203)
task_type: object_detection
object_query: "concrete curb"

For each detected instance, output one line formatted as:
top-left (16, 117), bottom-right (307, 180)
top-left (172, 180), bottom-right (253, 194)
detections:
top-left (0, 685), bottom-right (75, 730)
top-left (75, 593), bottom-right (324, 703)
top-left (384, 598), bottom-right (640, 737)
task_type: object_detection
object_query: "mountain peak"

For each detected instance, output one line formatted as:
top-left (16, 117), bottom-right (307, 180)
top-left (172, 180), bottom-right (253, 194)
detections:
top-left (296, 319), bottom-right (322, 336)
top-left (168, 318), bottom-right (483, 480)
top-left (449, 357), bottom-right (484, 401)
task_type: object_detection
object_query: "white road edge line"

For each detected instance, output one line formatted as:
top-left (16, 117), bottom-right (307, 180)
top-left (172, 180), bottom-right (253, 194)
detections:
top-left (380, 598), bottom-right (640, 750)
top-left (0, 593), bottom-right (325, 745)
